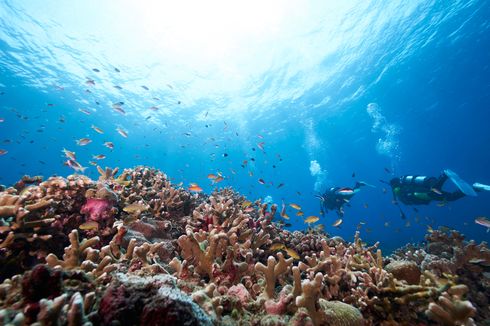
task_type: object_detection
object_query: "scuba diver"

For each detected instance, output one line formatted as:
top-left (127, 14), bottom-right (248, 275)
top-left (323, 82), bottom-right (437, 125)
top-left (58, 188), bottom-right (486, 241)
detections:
top-left (387, 169), bottom-right (490, 217)
top-left (316, 181), bottom-right (373, 217)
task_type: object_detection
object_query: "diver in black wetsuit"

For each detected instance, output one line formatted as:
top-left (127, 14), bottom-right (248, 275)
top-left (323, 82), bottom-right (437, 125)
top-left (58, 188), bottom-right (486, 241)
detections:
top-left (316, 182), bottom-right (370, 217)
top-left (389, 169), bottom-right (489, 206)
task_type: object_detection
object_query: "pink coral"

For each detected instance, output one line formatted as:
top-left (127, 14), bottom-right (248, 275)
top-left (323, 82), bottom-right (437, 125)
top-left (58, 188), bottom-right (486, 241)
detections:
top-left (81, 198), bottom-right (114, 222)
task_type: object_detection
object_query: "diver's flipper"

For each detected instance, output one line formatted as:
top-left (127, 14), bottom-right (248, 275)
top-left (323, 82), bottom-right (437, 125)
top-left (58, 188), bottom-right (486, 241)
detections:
top-left (473, 182), bottom-right (490, 192)
top-left (444, 169), bottom-right (477, 197)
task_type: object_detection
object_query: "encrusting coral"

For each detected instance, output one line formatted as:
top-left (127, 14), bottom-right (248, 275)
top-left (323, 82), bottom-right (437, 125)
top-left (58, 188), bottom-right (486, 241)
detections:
top-left (0, 166), bottom-right (487, 325)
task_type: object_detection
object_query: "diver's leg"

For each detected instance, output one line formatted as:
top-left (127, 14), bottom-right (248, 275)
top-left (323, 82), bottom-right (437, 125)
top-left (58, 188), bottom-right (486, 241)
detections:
top-left (433, 174), bottom-right (448, 189)
top-left (442, 191), bottom-right (466, 202)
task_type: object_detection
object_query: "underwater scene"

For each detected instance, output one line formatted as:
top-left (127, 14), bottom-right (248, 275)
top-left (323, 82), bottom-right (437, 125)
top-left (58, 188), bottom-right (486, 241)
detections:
top-left (1, 1), bottom-right (490, 325)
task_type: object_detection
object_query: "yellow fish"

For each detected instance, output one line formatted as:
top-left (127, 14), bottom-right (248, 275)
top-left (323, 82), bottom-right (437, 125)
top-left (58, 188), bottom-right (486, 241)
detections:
top-left (241, 201), bottom-right (252, 209)
top-left (123, 203), bottom-right (149, 214)
top-left (289, 203), bottom-right (301, 210)
top-left (296, 211), bottom-right (304, 217)
top-left (79, 221), bottom-right (99, 231)
top-left (332, 219), bottom-right (343, 227)
top-left (270, 243), bottom-right (285, 251)
top-left (304, 216), bottom-right (319, 224)
top-left (427, 225), bottom-right (434, 233)
top-left (285, 248), bottom-right (300, 260)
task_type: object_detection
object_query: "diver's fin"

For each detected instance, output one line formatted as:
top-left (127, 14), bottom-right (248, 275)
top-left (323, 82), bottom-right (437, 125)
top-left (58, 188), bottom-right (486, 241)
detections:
top-left (473, 182), bottom-right (490, 192)
top-left (444, 169), bottom-right (477, 197)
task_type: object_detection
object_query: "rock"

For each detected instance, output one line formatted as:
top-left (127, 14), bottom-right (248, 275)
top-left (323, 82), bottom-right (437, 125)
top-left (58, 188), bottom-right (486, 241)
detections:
top-left (98, 273), bottom-right (213, 326)
top-left (385, 260), bottom-right (421, 285)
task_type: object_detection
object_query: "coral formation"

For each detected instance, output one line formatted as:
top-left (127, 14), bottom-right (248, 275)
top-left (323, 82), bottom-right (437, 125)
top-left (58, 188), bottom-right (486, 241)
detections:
top-left (0, 167), bottom-right (488, 325)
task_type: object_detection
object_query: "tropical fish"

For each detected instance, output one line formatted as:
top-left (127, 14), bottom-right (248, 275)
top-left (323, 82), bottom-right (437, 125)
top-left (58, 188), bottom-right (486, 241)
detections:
top-left (280, 200), bottom-right (289, 219)
top-left (305, 216), bottom-right (319, 224)
top-left (241, 201), bottom-right (252, 209)
top-left (270, 243), bottom-right (285, 251)
top-left (213, 175), bottom-right (224, 183)
top-left (363, 203), bottom-right (369, 208)
top-left (277, 183), bottom-right (285, 189)
top-left (258, 178), bottom-right (265, 184)
top-left (76, 138), bottom-right (92, 146)
top-left (92, 154), bottom-right (106, 160)
top-left (62, 148), bottom-right (76, 160)
top-left (285, 248), bottom-right (300, 260)
top-left (112, 103), bottom-right (126, 114)
top-left (427, 225), bottom-right (434, 233)
top-left (123, 203), bottom-right (149, 214)
top-left (475, 216), bottom-right (490, 231)
top-left (114, 85), bottom-right (123, 90)
top-left (188, 184), bottom-right (203, 192)
top-left (65, 159), bottom-right (86, 173)
top-left (86, 78), bottom-right (95, 86)
top-left (116, 127), bottom-right (128, 138)
top-left (92, 68), bottom-right (100, 72)
top-left (89, 161), bottom-right (98, 166)
top-left (79, 221), bottom-right (99, 231)
top-left (332, 219), bottom-right (343, 227)
top-left (79, 108), bottom-right (91, 115)
top-left (257, 142), bottom-right (265, 151)
top-left (149, 106), bottom-right (159, 111)
top-left (103, 142), bottom-right (114, 150)
top-left (91, 125), bottom-right (104, 134)
top-left (207, 173), bottom-right (217, 179)
top-left (141, 85), bottom-right (149, 90)
top-left (0, 149), bottom-right (8, 155)
top-left (431, 188), bottom-right (443, 195)
top-left (296, 211), bottom-right (304, 217)
top-left (289, 203), bottom-right (301, 210)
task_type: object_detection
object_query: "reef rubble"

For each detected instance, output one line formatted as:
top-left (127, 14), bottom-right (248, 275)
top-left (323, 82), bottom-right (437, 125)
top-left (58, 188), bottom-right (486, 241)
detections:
top-left (0, 166), bottom-right (487, 325)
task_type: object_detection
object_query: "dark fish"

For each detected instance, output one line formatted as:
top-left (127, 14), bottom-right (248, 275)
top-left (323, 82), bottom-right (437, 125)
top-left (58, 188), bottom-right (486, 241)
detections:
top-left (114, 85), bottom-right (123, 90)
top-left (223, 153), bottom-right (228, 157)
top-left (141, 85), bottom-right (149, 90)
top-left (352, 172), bottom-right (356, 178)
top-left (384, 167), bottom-right (391, 173)
top-left (277, 183), bottom-right (284, 188)
top-left (92, 68), bottom-right (100, 72)
top-left (47, 103), bottom-right (55, 107)
top-left (272, 165), bottom-right (276, 168)
top-left (258, 178), bottom-right (265, 184)
top-left (114, 67), bottom-right (120, 72)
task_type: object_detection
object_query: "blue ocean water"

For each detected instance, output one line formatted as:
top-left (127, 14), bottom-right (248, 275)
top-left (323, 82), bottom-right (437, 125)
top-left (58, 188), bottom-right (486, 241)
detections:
top-left (0, 1), bottom-right (489, 252)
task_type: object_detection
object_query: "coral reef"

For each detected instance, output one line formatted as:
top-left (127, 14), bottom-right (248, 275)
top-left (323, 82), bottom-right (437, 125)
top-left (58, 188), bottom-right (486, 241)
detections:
top-left (0, 167), bottom-right (488, 325)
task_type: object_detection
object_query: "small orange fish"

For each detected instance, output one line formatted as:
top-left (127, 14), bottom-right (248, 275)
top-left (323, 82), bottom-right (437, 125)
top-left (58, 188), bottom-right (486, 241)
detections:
top-left (280, 200), bottom-right (289, 219)
top-left (289, 203), bottom-right (301, 210)
top-left (76, 138), bottom-right (92, 146)
top-left (91, 125), bottom-right (104, 134)
top-left (207, 174), bottom-right (217, 179)
top-left (305, 216), bottom-right (320, 224)
top-left (188, 184), bottom-right (203, 192)
top-left (92, 154), bottom-right (106, 160)
top-left (270, 243), bottom-right (285, 251)
top-left (213, 176), bottom-right (224, 183)
top-left (116, 127), bottom-right (128, 138)
top-left (79, 221), bottom-right (99, 231)
top-left (431, 188), bottom-right (443, 195)
top-left (332, 218), bottom-right (343, 227)
top-left (285, 248), bottom-right (300, 260)
top-left (103, 142), bottom-right (114, 150)
top-left (112, 105), bottom-right (126, 115)
top-left (296, 211), bottom-right (304, 216)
